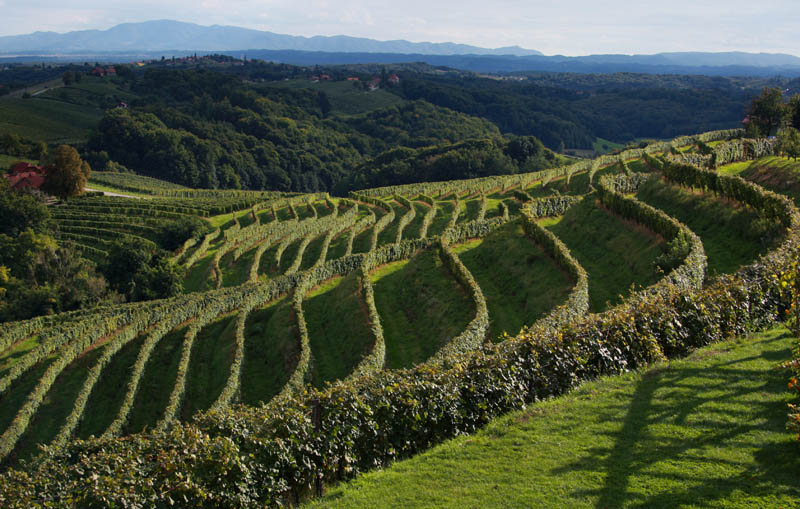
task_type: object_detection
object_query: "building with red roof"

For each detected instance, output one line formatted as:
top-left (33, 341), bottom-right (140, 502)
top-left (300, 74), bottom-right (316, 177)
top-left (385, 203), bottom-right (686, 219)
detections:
top-left (5, 162), bottom-right (46, 190)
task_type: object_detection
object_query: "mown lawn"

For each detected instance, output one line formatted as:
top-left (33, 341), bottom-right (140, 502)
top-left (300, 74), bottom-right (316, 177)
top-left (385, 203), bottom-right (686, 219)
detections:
top-left (304, 274), bottom-right (375, 387)
top-left (370, 249), bottom-right (474, 368)
top-left (547, 195), bottom-right (664, 312)
top-left (453, 220), bottom-right (573, 340)
top-left (636, 176), bottom-right (782, 276)
top-left (312, 326), bottom-right (799, 508)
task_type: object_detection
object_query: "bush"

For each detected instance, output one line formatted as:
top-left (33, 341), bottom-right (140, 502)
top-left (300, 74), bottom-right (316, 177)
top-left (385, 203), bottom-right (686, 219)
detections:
top-left (156, 216), bottom-right (213, 251)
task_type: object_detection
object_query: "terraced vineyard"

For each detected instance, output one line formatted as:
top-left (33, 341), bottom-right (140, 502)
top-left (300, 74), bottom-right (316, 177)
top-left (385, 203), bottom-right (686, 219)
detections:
top-left (2, 128), bottom-right (799, 507)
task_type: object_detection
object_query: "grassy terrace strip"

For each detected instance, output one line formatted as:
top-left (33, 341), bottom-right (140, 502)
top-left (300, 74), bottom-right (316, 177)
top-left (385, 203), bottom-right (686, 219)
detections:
top-left (518, 201), bottom-right (589, 333)
top-left (345, 264), bottom-right (386, 380)
top-left (0, 305), bottom-right (158, 462)
top-left (595, 172), bottom-right (707, 296)
top-left (47, 299), bottom-right (178, 451)
top-left (311, 326), bottom-right (798, 508)
top-left (393, 195), bottom-right (416, 244)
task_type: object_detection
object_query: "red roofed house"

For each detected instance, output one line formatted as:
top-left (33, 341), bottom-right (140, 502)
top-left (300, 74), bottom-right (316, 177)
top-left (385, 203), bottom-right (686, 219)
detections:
top-left (91, 66), bottom-right (106, 77)
top-left (388, 74), bottom-right (400, 85)
top-left (5, 162), bottom-right (46, 190)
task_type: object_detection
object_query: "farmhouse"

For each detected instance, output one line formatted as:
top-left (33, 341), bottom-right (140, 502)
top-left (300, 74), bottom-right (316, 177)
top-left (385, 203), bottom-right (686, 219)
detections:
top-left (4, 162), bottom-right (46, 190)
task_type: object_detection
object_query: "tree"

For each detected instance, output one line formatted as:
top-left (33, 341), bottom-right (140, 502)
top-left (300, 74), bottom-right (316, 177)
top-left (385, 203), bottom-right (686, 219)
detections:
top-left (747, 87), bottom-right (787, 136)
top-left (62, 71), bottom-right (74, 86)
top-left (41, 145), bottom-right (90, 199)
top-left (0, 179), bottom-right (51, 236)
top-left (789, 94), bottom-right (800, 130)
top-left (318, 91), bottom-right (332, 118)
top-left (778, 127), bottom-right (800, 161)
top-left (101, 239), bottom-right (183, 302)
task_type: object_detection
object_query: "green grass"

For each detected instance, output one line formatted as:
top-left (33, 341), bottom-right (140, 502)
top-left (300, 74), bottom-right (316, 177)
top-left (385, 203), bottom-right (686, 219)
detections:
top-left (0, 356), bottom-right (57, 439)
top-left (300, 234), bottom-right (328, 271)
top-left (183, 253), bottom-right (216, 293)
top-left (370, 249), bottom-right (474, 368)
top-left (0, 96), bottom-right (103, 144)
top-left (0, 154), bottom-right (36, 169)
top-left (547, 195), bottom-right (664, 312)
top-left (326, 229), bottom-right (352, 261)
top-left (76, 333), bottom-right (147, 439)
top-left (636, 177), bottom-right (782, 276)
top-left (260, 79), bottom-right (404, 116)
top-left (403, 202), bottom-right (430, 240)
top-left (10, 347), bottom-right (104, 465)
top-left (181, 313), bottom-right (237, 420)
top-left (221, 244), bottom-right (259, 287)
top-left (83, 181), bottom-right (151, 198)
top-left (377, 201), bottom-right (404, 247)
top-left (312, 326), bottom-right (799, 508)
top-left (720, 156), bottom-right (800, 205)
top-left (426, 201), bottom-right (454, 238)
top-left (277, 237), bottom-right (305, 274)
top-left (453, 220), bottom-right (574, 340)
top-left (0, 335), bottom-right (44, 378)
top-left (124, 326), bottom-right (187, 435)
top-left (593, 137), bottom-right (625, 154)
top-left (304, 274), bottom-right (375, 387)
top-left (240, 298), bottom-right (298, 406)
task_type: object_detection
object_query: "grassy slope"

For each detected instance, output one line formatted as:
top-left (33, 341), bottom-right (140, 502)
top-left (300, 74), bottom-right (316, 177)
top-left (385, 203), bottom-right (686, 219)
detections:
top-left (181, 313), bottom-right (238, 420)
top-left (304, 274), bottom-right (374, 387)
top-left (403, 202), bottom-right (429, 240)
top-left (453, 220), bottom-right (574, 341)
top-left (370, 249), bottom-right (474, 369)
top-left (547, 195), bottom-right (664, 312)
top-left (300, 234), bottom-right (328, 271)
top-left (426, 201), bottom-right (454, 238)
top-left (76, 333), bottom-right (147, 439)
top-left (312, 326), bottom-right (799, 508)
top-left (0, 96), bottom-right (102, 143)
top-left (719, 156), bottom-right (800, 205)
top-left (636, 177), bottom-right (781, 276)
top-left (10, 347), bottom-right (103, 465)
top-left (240, 298), bottom-right (298, 406)
top-left (260, 80), bottom-right (404, 116)
top-left (123, 326), bottom-right (187, 434)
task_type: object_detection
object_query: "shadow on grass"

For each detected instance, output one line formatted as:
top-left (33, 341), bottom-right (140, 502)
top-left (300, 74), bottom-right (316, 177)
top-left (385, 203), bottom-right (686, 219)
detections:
top-left (552, 331), bottom-right (799, 508)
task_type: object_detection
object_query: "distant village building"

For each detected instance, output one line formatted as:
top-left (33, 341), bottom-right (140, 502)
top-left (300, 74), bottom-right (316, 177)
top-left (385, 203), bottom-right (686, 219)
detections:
top-left (388, 74), bottom-right (400, 85)
top-left (5, 162), bottom-right (46, 190)
top-left (90, 65), bottom-right (117, 77)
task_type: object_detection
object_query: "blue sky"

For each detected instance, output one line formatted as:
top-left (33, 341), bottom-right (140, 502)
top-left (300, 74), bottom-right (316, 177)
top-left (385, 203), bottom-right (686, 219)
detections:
top-left (1, 0), bottom-right (797, 56)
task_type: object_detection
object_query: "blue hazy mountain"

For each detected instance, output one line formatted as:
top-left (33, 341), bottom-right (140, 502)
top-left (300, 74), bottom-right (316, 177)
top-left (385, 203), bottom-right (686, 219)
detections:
top-left (2, 20), bottom-right (800, 76)
top-left (0, 20), bottom-right (543, 56)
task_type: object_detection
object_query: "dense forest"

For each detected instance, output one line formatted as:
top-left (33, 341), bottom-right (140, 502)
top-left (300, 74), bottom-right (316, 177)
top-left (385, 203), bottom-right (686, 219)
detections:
top-left (1, 59), bottom-right (780, 193)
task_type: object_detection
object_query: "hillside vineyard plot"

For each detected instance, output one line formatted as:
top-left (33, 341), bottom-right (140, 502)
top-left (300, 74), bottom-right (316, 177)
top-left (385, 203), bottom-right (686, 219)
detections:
top-left (3, 129), bottom-right (798, 507)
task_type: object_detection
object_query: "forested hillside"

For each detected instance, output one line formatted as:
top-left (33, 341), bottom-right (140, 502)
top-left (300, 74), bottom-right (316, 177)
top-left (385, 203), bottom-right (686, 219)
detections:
top-left (2, 59), bottom-right (779, 195)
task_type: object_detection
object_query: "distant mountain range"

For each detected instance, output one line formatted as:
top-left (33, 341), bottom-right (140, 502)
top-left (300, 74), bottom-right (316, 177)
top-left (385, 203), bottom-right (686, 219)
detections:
top-left (0, 20), bottom-right (543, 56)
top-left (2, 20), bottom-right (800, 77)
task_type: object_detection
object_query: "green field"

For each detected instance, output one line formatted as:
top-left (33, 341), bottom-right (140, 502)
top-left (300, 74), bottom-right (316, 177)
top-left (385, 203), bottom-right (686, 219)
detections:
top-left (260, 79), bottom-right (405, 116)
top-left (547, 195), bottom-right (665, 312)
top-left (453, 220), bottom-right (574, 340)
top-left (240, 298), bottom-right (298, 406)
top-left (370, 249), bottom-right (474, 368)
top-left (0, 96), bottom-right (103, 144)
top-left (312, 326), bottom-right (799, 508)
top-left (635, 176), bottom-right (782, 276)
top-left (304, 274), bottom-right (375, 387)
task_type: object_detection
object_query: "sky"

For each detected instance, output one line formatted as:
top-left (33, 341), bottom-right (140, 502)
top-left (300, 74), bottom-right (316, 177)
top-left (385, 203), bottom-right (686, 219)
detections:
top-left (1, 0), bottom-right (798, 56)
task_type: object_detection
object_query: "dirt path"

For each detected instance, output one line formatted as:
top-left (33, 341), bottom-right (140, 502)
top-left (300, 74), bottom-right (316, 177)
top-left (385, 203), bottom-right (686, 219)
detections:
top-left (84, 187), bottom-right (142, 199)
